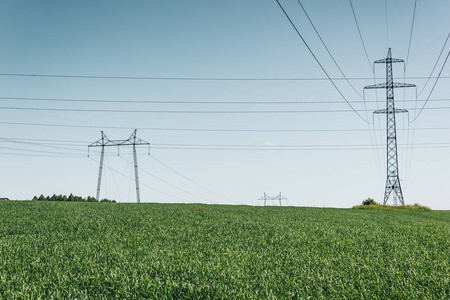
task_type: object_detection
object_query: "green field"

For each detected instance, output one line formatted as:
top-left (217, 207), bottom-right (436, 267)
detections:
top-left (0, 201), bottom-right (449, 299)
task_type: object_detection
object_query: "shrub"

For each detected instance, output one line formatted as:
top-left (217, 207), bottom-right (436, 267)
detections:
top-left (362, 198), bottom-right (377, 205)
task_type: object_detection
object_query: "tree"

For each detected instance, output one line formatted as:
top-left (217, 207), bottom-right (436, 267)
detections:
top-left (31, 194), bottom-right (113, 202)
top-left (362, 198), bottom-right (377, 205)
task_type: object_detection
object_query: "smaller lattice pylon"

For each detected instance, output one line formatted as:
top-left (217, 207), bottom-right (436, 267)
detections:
top-left (258, 192), bottom-right (287, 206)
top-left (258, 193), bottom-right (268, 206)
top-left (275, 193), bottom-right (287, 206)
top-left (88, 130), bottom-right (150, 203)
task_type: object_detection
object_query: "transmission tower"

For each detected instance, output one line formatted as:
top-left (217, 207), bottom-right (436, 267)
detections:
top-left (258, 192), bottom-right (287, 206)
top-left (364, 48), bottom-right (416, 205)
top-left (88, 130), bottom-right (150, 203)
top-left (258, 193), bottom-right (269, 206)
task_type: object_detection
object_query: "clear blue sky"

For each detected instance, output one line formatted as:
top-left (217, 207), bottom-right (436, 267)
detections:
top-left (1, 0), bottom-right (449, 209)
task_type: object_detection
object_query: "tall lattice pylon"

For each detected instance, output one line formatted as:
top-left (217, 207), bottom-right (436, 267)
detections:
top-left (88, 130), bottom-right (150, 203)
top-left (364, 48), bottom-right (415, 205)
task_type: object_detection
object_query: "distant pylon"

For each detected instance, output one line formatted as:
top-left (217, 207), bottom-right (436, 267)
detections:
top-left (258, 192), bottom-right (287, 206)
top-left (258, 192), bottom-right (269, 206)
top-left (364, 48), bottom-right (416, 205)
top-left (88, 130), bottom-right (150, 203)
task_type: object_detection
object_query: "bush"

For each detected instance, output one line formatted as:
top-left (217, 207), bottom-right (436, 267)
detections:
top-left (362, 198), bottom-right (377, 206)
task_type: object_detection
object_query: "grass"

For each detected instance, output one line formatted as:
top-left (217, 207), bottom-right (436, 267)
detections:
top-left (0, 201), bottom-right (449, 299)
top-left (352, 204), bottom-right (432, 212)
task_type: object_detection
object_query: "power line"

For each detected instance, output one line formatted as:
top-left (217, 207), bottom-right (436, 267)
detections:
top-left (5, 137), bottom-right (450, 149)
top-left (296, 0), bottom-right (363, 99)
top-left (0, 73), bottom-right (448, 81)
top-left (405, 0), bottom-right (418, 69)
top-left (404, 30), bottom-right (446, 180)
top-left (411, 51), bottom-right (450, 122)
top-left (348, 0), bottom-right (393, 184)
top-left (104, 154), bottom-right (124, 202)
top-left (157, 141), bottom-right (450, 147)
top-left (150, 143), bottom-right (450, 151)
top-left (417, 32), bottom-right (450, 97)
top-left (3, 138), bottom-right (450, 155)
top-left (150, 155), bottom-right (236, 203)
top-left (3, 95), bottom-right (450, 105)
top-left (0, 150), bottom-right (82, 157)
top-left (0, 137), bottom-right (87, 145)
top-left (402, 73), bottom-right (413, 187)
top-left (348, 0), bottom-right (373, 72)
top-left (275, 0), bottom-right (368, 122)
top-left (0, 144), bottom-right (85, 156)
top-left (347, 0), bottom-right (383, 183)
top-left (152, 142), bottom-right (450, 148)
top-left (2, 121), bottom-right (450, 133)
top-left (0, 137), bottom-right (86, 152)
top-left (1, 105), bottom-right (449, 114)
top-left (0, 106), bottom-right (370, 114)
top-left (385, 0), bottom-right (390, 47)
top-left (88, 156), bottom-right (186, 203)
top-left (2, 143), bottom-right (449, 156)
top-left (117, 155), bottom-right (220, 205)
top-left (0, 106), bottom-right (371, 114)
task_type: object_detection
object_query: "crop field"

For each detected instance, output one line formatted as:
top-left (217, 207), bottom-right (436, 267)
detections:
top-left (0, 201), bottom-right (449, 299)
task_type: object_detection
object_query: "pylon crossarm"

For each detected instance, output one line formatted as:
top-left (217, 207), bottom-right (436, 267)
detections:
top-left (364, 82), bottom-right (416, 89)
top-left (131, 139), bottom-right (150, 146)
top-left (258, 193), bottom-right (287, 206)
top-left (89, 140), bottom-right (117, 147)
top-left (374, 58), bottom-right (404, 64)
top-left (91, 138), bottom-right (150, 147)
top-left (88, 130), bottom-right (149, 148)
top-left (374, 109), bottom-right (408, 114)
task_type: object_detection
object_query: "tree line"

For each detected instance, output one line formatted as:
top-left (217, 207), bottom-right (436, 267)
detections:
top-left (32, 194), bottom-right (116, 202)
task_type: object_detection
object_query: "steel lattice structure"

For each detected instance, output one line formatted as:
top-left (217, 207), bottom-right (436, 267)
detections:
top-left (258, 192), bottom-right (287, 206)
top-left (364, 48), bottom-right (416, 205)
top-left (88, 130), bottom-right (150, 203)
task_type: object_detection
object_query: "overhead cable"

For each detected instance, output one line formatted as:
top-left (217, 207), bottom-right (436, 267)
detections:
top-left (405, 0), bottom-right (418, 70)
top-left (2, 121), bottom-right (450, 133)
top-left (385, 0), bottom-right (390, 47)
top-left (276, 0), bottom-right (368, 122)
top-left (117, 155), bottom-right (220, 204)
top-left (348, 0), bottom-right (373, 72)
top-left (1, 105), bottom-right (449, 114)
top-left (0, 73), bottom-right (447, 81)
top-left (88, 156), bottom-right (186, 202)
top-left (296, 0), bottom-right (363, 98)
top-left (150, 155), bottom-right (235, 203)
top-left (3, 95), bottom-right (450, 105)
top-left (411, 51), bottom-right (450, 122)
top-left (417, 32), bottom-right (450, 97)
